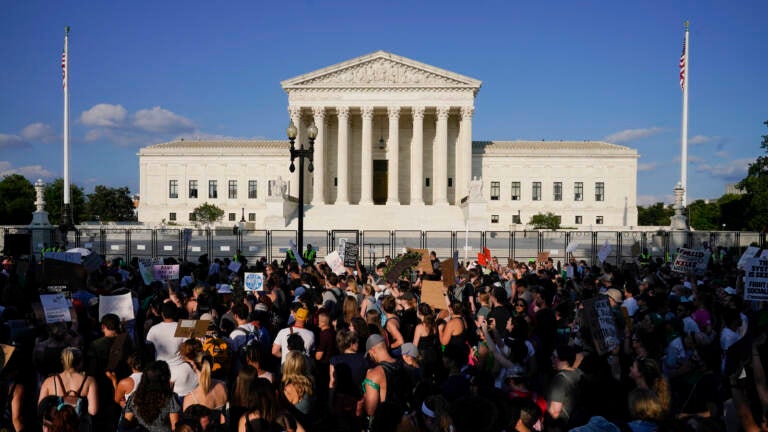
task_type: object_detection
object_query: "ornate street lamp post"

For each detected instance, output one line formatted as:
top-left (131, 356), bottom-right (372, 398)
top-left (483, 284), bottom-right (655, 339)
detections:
top-left (287, 119), bottom-right (317, 255)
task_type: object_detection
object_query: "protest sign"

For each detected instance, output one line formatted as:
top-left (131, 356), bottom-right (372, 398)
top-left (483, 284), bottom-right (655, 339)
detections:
top-left (174, 319), bottom-right (211, 339)
top-left (216, 284), bottom-right (233, 294)
top-left (343, 242), bottom-right (359, 267)
top-left (408, 248), bottom-right (432, 274)
top-left (536, 251), bottom-right (550, 265)
top-left (738, 246), bottom-right (761, 270)
top-left (99, 292), bottom-right (135, 321)
top-left (421, 280), bottom-right (447, 311)
top-left (744, 257), bottom-right (768, 301)
top-left (228, 260), bottom-right (241, 273)
top-left (324, 251), bottom-right (346, 275)
top-left (671, 248), bottom-right (710, 274)
top-left (44, 251), bottom-right (81, 264)
top-left (39, 293), bottom-right (72, 323)
top-left (243, 272), bottom-right (264, 292)
top-left (137, 258), bottom-right (162, 285)
top-left (289, 239), bottom-right (305, 267)
top-left (582, 297), bottom-right (618, 355)
top-left (440, 258), bottom-right (456, 287)
top-left (597, 241), bottom-right (612, 264)
top-left (152, 264), bottom-right (180, 281)
top-left (42, 259), bottom-right (87, 291)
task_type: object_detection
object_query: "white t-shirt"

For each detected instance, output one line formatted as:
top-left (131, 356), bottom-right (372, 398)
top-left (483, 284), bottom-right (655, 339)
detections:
top-left (272, 326), bottom-right (315, 363)
top-left (622, 297), bottom-right (639, 317)
top-left (146, 321), bottom-right (186, 363)
top-left (169, 359), bottom-right (198, 397)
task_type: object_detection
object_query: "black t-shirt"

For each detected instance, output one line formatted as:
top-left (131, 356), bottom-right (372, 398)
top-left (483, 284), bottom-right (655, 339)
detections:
top-left (397, 308), bottom-right (418, 343)
top-left (488, 305), bottom-right (511, 339)
top-left (330, 353), bottom-right (368, 397)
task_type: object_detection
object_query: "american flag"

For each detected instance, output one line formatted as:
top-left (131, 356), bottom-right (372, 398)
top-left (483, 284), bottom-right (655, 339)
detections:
top-left (679, 37), bottom-right (686, 91)
top-left (61, 51), bottom-right (67, 89)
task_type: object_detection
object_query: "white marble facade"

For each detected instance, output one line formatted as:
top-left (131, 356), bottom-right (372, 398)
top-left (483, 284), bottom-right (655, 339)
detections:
top-left (138, 51), bottom-right (638, 230)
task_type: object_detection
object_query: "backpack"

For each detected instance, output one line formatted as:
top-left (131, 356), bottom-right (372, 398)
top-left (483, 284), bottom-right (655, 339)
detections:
top-left (326, 287), bottom-right (345, 320)
top-left (379, 360), bottom-right (413, 414)
top-left (55, 374), bottom-right (88, 417)
top-left (202, 337), bottom-right (232, 375)
top-left (234, 326), bottom-right (261, 361)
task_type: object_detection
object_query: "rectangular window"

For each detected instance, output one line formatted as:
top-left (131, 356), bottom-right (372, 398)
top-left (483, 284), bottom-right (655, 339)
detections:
top-left (448, 178), bottom-right (453, 187)
top-left (490, 181), bottom-right (500, 200)
top-left (248, 213), bottom-right (256, 222)
top-left (334, 177), bottom-right (338, 187)
top-left (189, 213), bottom-right (197, 222)
top-left (574, 182), bottom-right (583, 201)
top-left (532, 182), bottom-right (541, 201)
top-left (512, 214), bottom-right (521, 224)
top-left (168, 180), bottom-right (178, 199)
top-left (553, 182), bottom-right (562, 201)
top-left (228, 180), bottom-right (237, 199)
top-left (169, 212), bottom-right (176, 221)
top-left (596, 216), bottom-right (604, 225)
top-left (229, 213), bottom-right (236, 222)
top-left (511, 182), bottom-right (521, 200)
top-left (575, 215), bottom-right (582, 224)
top-left (491, 215), bottom-right (499, 224)
top-left (425, 177), bottom-right (430, 187)
top-left (189, 180), bottom-right (198, 199)
top-left (595, 182), bottom-right (605, 201)
top-left (209, 180), bottom-right (218, 199)
top-left (248, 180), bottom-right (258, 199)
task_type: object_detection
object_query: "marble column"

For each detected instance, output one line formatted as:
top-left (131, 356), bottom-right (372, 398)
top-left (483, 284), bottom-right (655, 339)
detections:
top-left (387, 106), bottom-right (400, 205)
top-left (434, 106), bottom-right (450, 205)
top-left (336, 106), bottom-right (350, 204)
top-left (288, 106), bottom-right (302, 198)
top-left (411, 106), bottom-right (425, 205)
top-left (360, 106), bottom-right (374, 205)
top-left (311, 106), bottom-right (326, 205)
top-left (458, 106), bottom-right (474, 201)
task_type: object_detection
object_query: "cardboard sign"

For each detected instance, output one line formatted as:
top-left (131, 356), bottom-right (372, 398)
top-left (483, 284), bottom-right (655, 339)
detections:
top-left (343, 242), bottom-right (359, 267)
top-left (582, 297), bottom-right (618, 355)
top-left (244, 272), bottom-right (264, 292)
top-left (228, 261), bottom-right (242, 273)
top-left (324, 251), bottom-right (346, 275)
top-left (536, 251), bottom-right (550, 265)
top-left (174, 319), bottom-right (211, 339)
top-left (597, 241), bottom-right (612, 264)
top-left (738, 246), bottom-right (761, 270)
top-left (44, 251), bottom-right (81, 264)
top-left (744, 257), bottom-right (768, 301)
top-left (421, 280), bottom-right (447, 311)
top-left (409, 248), bottom-right (433, 274)
top-left (566, 241), bottom-right (579, 254)
top-left (39, 293), bottom-right (72, 323)
top-left (671, 248), bottom-right (710, 275)
top-left (42, 259), bottom-right (87, 291)
top-left (153, 264), bottom-right (180, 281)
top-left (99, 292), bottom-right (135, 321)
top-left (440, 258), bottom-right (456, 287)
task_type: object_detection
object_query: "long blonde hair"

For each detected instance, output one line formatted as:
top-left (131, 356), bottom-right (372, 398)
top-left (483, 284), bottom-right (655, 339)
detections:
top-left (281, 351), bottom-right (313, 398)
top-left (61, 347), bottom-right (82, 371)
top-left (195, 353), bottom-right (214, 394)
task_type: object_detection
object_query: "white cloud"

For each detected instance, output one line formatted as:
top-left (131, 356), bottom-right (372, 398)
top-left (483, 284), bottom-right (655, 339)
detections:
top-left (637, 194), bottom-right (674, 206)
top-left (133, 107), bottom-right (195, 134)
top-left (80, 103), bottom-right (128, 128)
top-left (20, 122), bottom-right (58, 143)
top-left (0, 133), bottom-right (28, 149)
top-left (604, 127), bottom-right (662, 143)
top-left (715, 151), bottom-right (729, 158)
top-left (638, 162), bottom-right (658, 172)
top-left (689, 135), bottom-right (720, 145)
top-left (695, 158), bottom-right (751, 181)
top-left (0, 161), bottom-right (55, 179)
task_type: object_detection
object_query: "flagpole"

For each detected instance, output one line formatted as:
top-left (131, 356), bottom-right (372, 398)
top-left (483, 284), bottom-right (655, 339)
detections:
top-left (680, 21), bottom-right (690, 207)
top-left (62, 26), bottom-right (72, 232)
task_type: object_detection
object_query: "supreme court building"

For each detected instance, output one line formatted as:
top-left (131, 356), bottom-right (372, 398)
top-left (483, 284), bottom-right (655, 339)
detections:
top-left (138, 51), bottom-right (638, 230)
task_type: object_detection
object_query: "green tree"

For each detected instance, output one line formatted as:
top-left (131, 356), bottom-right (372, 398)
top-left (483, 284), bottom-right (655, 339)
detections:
top-left (718, 194), bottom-right (748, 231)
top-left (687, 199), bottom-right (721, 230)
top-left (529, 212), bottom-right (561, 230)
top-left (0, 174), bottom-right (35, 224)
top-left (86, 185), bottom-right (137, 221)
top-left (44, 178), bottom-right (87, 225)
top-left (736, 120), bottom-right (768, 231)
top-left (192, 202), bottom-right (224, 225)
top-left (637, 202), bottom-right (674, 226)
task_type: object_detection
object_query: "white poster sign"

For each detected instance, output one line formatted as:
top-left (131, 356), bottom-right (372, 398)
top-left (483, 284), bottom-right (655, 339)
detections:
top-left (289, 239), bottom-right (305, 267)
top-left (99, 292), bottom-right (135, 321)
top-left (597, 241), bottom-right (612, 263)
top-left (671, 248), bottom-right (711, 274)
top-left (738, 246), bottom-right (761, 270)
top-left (324, 251), bottom-right (346, 275)
top-left (152, 264), bottom-right (180, 281)
top-left (566, 241), bottom-right (579, 254)
top-left (39, 293), bottom-right (71, 323)
top-left (244, 272), bottom-right (264, 291)
top-left (228, 261), bottom-right (241, 273)
top-left (744, 257), bottom-right (768, 302)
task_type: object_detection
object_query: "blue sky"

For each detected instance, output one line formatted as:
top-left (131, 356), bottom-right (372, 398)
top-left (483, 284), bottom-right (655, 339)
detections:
top-left (1, 0), bottom-right (765, 205)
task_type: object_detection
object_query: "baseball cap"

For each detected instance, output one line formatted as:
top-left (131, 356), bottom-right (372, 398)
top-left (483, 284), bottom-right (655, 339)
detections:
top-left (401, 342), bottom-right (418, 358)
top-left (366, 334), bottom-right (386, 352)
top-left (294, 307), bottom-right (309, 321)
top-left (603, 288), bottom-right (623, 304)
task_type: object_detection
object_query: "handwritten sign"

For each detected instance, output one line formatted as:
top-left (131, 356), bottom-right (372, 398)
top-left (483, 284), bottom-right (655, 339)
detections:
top-left (738, 246), bottom-right (761, 270)
top-left (244, 272), bottom-right (264, 292)
top-left (440, 258), bottom-right (456, 287)
top-left (39, 294), bottom-right (72, 323)
top-left (744, 257), bottom-right (768, 301)
top-left (228, 260), bottom-right (242, 273)
top-left (421, 280), bottom-right (446, 311)
top-left (597, 241), bottom-right (612, 264)
top-left (99, 292), bottom-right (135, 321)
top-left (137, 258), bottom-right (162, 285)
top-left (152, 264), bottom-right (180, 281)
top-left (174, 319), bottom-right (211, 339)
top-left (409, 248), bottom-right (433, 274)
top-left (343, 242), bottom-right (359, 267)
top-left (582, 297), bottom-right (618, 355)
top-left (536, 251), bottom-right (550, 265)
top-left (671, 248), bottom-right (710, 275)
top-left (324, 251), bottom-right (346, 275)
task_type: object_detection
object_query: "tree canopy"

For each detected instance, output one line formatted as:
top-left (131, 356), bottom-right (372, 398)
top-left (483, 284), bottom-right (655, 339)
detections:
top-left (86, 185), bottom-right (136, 222)
top-left (529, 212), bottom-right (561, 230)
top-left (0, 174), bottom-right (35, 224)
top-left (735, 120), bottom-right (768, 231)
top-left (43, 178), bottom-right (87, 225)
top-left (192, 202), bottom-right (224, 225)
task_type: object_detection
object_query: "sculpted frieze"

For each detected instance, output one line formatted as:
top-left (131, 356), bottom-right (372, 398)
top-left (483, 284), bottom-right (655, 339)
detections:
top-left (298, 58), bottom-right (466, 86)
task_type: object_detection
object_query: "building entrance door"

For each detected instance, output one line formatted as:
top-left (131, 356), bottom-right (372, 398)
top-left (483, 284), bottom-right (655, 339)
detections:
top-left (373, 160), bottom-right (387, 205)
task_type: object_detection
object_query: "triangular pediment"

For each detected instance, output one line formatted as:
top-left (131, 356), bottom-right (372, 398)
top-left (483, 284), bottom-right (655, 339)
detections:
top-left (281, 51), bottom-right (482, 90)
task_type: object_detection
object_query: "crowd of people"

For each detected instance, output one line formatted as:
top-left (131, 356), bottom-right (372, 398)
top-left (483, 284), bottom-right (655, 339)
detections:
top-left (0, 242), bottom-right (766, 432)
